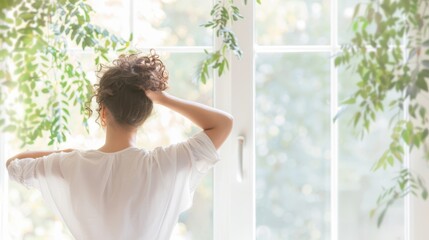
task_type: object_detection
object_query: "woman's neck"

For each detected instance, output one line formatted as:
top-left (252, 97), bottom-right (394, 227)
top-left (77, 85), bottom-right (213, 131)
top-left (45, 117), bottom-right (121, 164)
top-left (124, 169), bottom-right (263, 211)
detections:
top-left (98, 124), bottom-right (138, 153)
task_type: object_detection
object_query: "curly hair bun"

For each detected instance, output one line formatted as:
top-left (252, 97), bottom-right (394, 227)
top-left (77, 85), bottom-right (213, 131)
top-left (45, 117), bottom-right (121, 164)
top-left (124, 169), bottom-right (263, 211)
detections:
top-left (87, 50), bottom-right (169, 127)
top-left (111, 49), bottom-right (169, 92)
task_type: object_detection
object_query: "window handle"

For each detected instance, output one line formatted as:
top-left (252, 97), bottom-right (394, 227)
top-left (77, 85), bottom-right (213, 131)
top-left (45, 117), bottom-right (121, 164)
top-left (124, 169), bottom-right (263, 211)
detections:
top-left (237, 136), bottom-right (245, 182)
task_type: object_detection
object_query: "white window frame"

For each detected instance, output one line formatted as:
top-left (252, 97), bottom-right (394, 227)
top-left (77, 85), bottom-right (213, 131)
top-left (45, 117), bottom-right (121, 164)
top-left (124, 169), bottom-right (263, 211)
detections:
top-left (213, 1), bottom-right (429, 240)
top-left (2, 1), bottom-right (429, 239)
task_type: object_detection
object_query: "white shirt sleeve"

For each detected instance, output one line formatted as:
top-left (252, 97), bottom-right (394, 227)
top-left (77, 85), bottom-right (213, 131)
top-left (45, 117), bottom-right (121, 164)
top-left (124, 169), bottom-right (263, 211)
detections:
top-left (7, 151), bottom-right (78, 234)
top-left (157, 131), bottom-right (220, 213)
top-left (7, 152), bottom-right (65, 189)
top-left (159, 131), bottom-right (220, 198)
top-left (180, 131), bottom-right (221, 193)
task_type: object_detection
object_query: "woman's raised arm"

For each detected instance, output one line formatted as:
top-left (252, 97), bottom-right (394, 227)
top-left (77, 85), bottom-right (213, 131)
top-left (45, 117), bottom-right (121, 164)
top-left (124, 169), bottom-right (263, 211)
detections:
top-left (145, 91), bottom-right (233, 149)
top-left (6, 149), bottom-right (74, 168)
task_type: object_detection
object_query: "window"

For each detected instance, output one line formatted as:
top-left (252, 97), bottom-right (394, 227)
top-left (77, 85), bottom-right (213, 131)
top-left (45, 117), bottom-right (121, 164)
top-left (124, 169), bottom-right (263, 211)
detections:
top-left (254, 0), bottom-right (407, 239)
top-left (1, 0), bottom-right (428, 239)
top-left (253, 0), bottom-right (405, 239)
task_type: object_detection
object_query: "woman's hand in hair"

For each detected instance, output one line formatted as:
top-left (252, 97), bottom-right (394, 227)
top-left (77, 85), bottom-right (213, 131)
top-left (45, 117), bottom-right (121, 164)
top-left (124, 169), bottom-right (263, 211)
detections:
top-left (145, 90), bottom-right (166, 104)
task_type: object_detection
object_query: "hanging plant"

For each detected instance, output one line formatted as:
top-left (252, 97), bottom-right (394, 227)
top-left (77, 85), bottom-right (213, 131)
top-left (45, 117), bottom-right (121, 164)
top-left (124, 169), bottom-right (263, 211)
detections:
top-left (0, 0), bottom-right (132, 147)
top-left (197, 0), bottom-right (261, 84)
top-left (335, 0), bottom-right (429, 226)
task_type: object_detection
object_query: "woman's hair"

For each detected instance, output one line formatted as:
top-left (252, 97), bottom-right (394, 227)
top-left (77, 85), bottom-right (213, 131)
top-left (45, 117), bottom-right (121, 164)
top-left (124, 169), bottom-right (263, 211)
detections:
top-left (86, 49), bottom-right (168, 127)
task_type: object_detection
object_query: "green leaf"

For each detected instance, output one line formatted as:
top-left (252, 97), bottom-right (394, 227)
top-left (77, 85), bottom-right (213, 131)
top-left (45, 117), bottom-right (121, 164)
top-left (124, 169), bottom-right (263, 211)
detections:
top-left (341, 97), bottom-right (356, 105)
top-left (422, 190), bottom-right (428, 200)
top-left (334, 56), bottom-right (342, 66)
top-left (377, 208), bottom-right (387, 228)
top-left (353, 3), bottom-right (361, 19)
top-left (0, 49), bottom-right (8, 59)
top-left (369, 208), bottom-right (376, 218)
top-left (417, 75), bottom-right (428, 91)
top-left (387, 156), bottom-right (394, 166)
top-left (421, 128), bottom-right (428, 140)
top-left (353, 112), bottom-right (361, 127)
top-left (219, 59), bottom-right (226, 76)
top-left (401, 130), bottom-right (411, 144)
top-left (32, 1), bottom-right (42, 9)
top-left (3, 125), bottom-right (16, 132)
top-left (20, 12), bottom-right (36, 21)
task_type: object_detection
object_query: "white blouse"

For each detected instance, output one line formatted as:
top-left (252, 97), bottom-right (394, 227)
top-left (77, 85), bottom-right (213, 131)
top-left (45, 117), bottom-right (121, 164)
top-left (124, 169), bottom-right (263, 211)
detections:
top-left (7, 131), bottom-right (220, 240)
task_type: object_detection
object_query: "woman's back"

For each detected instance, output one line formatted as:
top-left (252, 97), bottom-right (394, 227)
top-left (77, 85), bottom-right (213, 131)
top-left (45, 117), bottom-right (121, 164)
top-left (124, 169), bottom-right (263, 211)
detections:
top-left (6, 51), bottom-right (232, 240)
top-left (8, 131), bottom-right (219, 240)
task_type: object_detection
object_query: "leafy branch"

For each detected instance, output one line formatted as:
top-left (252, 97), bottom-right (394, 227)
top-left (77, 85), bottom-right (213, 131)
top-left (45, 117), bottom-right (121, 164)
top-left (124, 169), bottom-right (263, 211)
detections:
top-left (370, 169), bottom-right (428, 227)
top-left (335, 0), bottom-right (429, 226)
top-left (197, 0), bottom-right (260, 84)
top-left (0, 0), bottom-right (132, 147)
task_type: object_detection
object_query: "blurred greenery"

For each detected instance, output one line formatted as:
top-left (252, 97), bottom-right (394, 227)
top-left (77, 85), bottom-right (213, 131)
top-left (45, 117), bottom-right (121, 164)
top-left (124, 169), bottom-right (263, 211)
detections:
top-left (0, 0), bottom-right (131, 147)
top-left (335, 0), bottom-right (429, 227)
top-left (338, 61), bottom-right (405, 239)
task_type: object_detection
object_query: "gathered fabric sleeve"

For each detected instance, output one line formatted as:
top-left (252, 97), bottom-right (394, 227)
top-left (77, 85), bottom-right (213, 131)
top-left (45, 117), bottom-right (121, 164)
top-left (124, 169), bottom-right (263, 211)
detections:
top-left (7, 152), bottom-right (64, 189)
top-left (173, 131), bottom-right (221, 192)
top-left (6, 151), bottom-right (83, 236)
top-left (157, 131), bottom-right (220, 214)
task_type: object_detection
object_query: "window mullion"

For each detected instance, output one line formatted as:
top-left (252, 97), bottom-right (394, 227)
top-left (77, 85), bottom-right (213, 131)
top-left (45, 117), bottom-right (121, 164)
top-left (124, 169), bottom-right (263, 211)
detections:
top-left (213, 1), bottom-right (255, 240)
top-left (331, 0), bottom-right (339, 240)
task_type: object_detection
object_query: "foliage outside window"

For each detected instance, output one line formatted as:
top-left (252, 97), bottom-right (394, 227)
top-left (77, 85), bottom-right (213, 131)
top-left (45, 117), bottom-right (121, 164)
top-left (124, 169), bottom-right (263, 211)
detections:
top-left (0, 0), bottom-right (131, 147)
top-left (198, 0), bottom-right (261, 83)
top-left (335, 0), bottom-right (429, 226)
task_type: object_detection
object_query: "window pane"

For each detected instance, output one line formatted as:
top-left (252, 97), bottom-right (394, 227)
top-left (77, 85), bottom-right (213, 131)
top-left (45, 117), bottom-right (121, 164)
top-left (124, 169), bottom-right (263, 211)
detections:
top-left (134, 0), bottom-right (212, 46)
top-left (87, 0), bottom-right (130, 39)
top-left (256, 0), bottom-right (330, 45)
top-left (7, 52), bottom-right (214, 240)
top-left (338, 67), bottom-right (405, 240)
top-left (338, 0), bottom-right (359, 45)
top-left (255, 53), bottom-right (331, 240)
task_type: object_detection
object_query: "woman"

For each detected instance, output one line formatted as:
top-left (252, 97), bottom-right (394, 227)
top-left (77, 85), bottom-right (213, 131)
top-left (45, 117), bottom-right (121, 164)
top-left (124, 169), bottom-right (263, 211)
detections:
top-left (6, 51), bottom-right (233, 240)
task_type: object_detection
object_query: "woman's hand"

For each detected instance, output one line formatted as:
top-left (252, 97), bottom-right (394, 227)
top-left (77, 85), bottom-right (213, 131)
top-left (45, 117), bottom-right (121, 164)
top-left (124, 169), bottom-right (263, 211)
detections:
top-left (145, 90), bottom-right (166, 104)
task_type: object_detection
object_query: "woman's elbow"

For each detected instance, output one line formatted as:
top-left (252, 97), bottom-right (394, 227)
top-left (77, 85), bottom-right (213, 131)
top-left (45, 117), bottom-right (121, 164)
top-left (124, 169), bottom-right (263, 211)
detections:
top-left (224, 113), bottom-right (234, 134)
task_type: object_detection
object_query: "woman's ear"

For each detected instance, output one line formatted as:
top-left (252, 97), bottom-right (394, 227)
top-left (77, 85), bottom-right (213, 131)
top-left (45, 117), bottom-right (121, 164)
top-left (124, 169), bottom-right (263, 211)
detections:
top-left (101, 105), bottom-right (105, 118)
top-left (101, 105), bottom-right (107, 127)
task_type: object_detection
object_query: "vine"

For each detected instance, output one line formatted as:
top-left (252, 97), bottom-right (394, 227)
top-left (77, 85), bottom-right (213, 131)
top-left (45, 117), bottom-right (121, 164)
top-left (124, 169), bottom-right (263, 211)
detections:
top-left (197, 0), bottom-right (261, 84)
top-left (335, 0), bottom-right (429, 226)
top-left (0, 0), bottom-right (131, 147)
